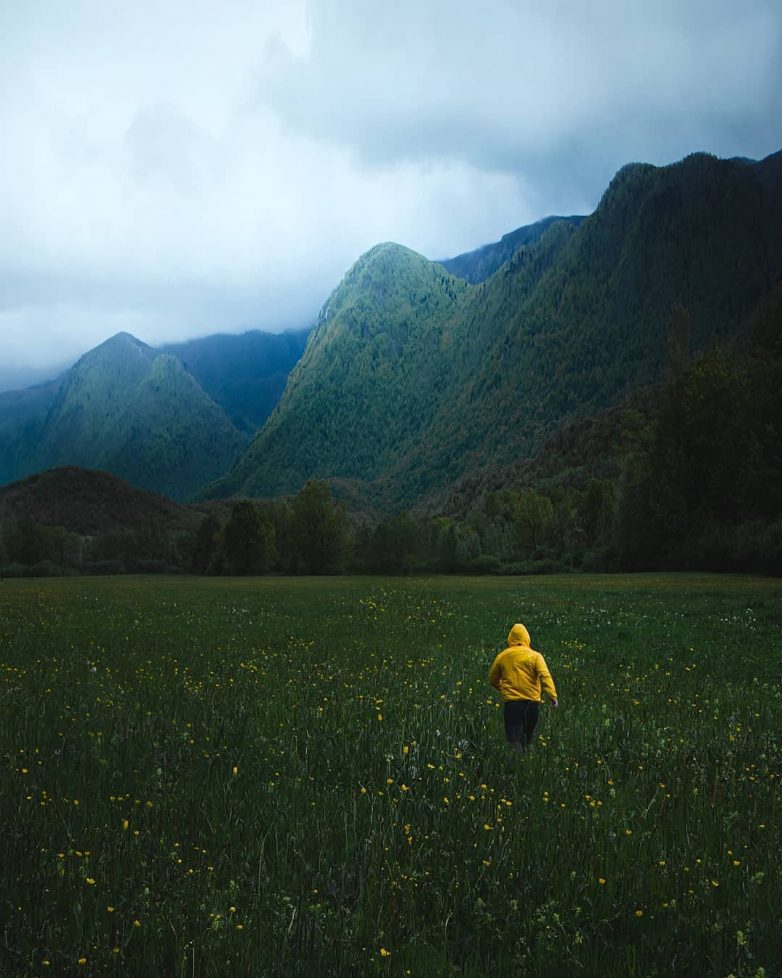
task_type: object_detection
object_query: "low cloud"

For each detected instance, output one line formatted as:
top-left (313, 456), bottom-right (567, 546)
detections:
top-left (0, 0), bottom-right (779, 384)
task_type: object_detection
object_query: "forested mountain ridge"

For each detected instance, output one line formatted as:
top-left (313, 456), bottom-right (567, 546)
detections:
top-left (0, 328), bottom-right (311, 500)
top-left (0, 378), bottom-right (63, 487)
top-left (208, 243), bottom-right (472, 499)
top-left (440, 214), bottom-right (585, 283)
top-left (0, 333), bottom-right (248, 501)
top-left (0, 466), bottom-right (201, 536)
top-left (210, 150), bottom-right (782, 512)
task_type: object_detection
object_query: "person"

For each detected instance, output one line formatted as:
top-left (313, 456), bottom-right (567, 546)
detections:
top-left (488, 623), bottom-right (558, 748)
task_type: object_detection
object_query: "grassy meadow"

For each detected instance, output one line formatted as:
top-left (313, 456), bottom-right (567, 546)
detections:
top-left (1, 574), bottom-right (780, 977)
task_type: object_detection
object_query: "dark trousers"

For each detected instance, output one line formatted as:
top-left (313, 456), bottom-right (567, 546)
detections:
top-left (503, 699), bottom-right (540, 748)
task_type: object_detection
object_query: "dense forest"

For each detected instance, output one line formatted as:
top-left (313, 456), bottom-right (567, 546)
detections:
top-left (5, 295), bottom-right (781, 581)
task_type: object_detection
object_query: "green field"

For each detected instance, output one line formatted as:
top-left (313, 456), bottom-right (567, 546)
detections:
top-left (1, 574), bottom-right (780, 977)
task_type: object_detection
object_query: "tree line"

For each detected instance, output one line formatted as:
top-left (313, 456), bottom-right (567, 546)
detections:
top-left (3, 317), bottom-right (780, 578)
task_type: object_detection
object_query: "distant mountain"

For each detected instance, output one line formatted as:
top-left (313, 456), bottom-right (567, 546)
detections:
top-left (0, 363), bottom-right (69, 395)
top-left (210, 150), bottom-right (782, 512)
top-left (161, 328), bottom-right (311, 433)
top-left (0, 333), bottom-right (247, 501)
top-left (440, 214), bottom-right (585, 284)
top-left (0, 327), bottom-right (311, 499)
top-left (0, 378), bottom-right (63, 485)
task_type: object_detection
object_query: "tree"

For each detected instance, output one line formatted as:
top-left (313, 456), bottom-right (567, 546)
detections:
top-left (513, 489), bottom-right (554, 557)
top-left (192, 514), bottom-right (222, 574)
top-left (6, 517), bottom-right (44, 566)
top-left (223, 501), bottom-right (276, 575)
top-left (578, 479), bottom-right (616, 550)
top-left (666, 303), bottom-right (691, 378)
top-left (365, 512), bottom-right (421, 573)
top-left (261, 499), bottom-right (295, 571)
top-left (291, 481), bottom-right (349, 573)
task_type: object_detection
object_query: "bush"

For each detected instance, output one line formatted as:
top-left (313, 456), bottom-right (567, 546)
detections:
top-left (0, 563), bottom-right (36, 578)
top-left (83, 560), bottom-right (126, 576)
top-left (500, 558), bottom-right (570, 575)
top-left (29, 560), bottom-right (78, 577)
top-left (463, 554), bottom-right (503, 575)
top-left (580, 547), bottom-right (616, 572)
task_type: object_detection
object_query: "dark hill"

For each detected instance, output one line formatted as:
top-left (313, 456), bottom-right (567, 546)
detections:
top-left (0, 466), bottom-right (199, 536)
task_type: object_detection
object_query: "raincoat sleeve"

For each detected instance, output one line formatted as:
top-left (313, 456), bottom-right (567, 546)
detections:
top-left (488, 653), bottom-right (504, 690)
top-left (536, 653), bottom-right (558, 700)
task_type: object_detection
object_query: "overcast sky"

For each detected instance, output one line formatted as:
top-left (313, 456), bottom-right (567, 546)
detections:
top-left (1, 0), bottom-right (780, 388)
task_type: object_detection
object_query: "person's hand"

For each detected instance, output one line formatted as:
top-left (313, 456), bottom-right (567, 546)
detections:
top-left (550, 698), bottom-right (559, 709)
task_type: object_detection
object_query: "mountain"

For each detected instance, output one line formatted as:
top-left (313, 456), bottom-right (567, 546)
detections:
top-left (440, 214), bottom-right (585, 284)
top-left (210, 150), bottom-right (782, 512)
top-left (0, 327), bottom-right (312, 500)
top-left (208, 242), bottom-right (471, 501)
top-left (0, 333), bottom-right (248, 501)
top-left (0, 378), bottom-right (63, 486)
top-left (161, 328), bottom-right (311, 433)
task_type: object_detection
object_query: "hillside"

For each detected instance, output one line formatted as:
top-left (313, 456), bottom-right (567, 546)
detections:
top-left (0, 466), bottom-right (200, 536)
top-left (0, 378), bottom-right (62, 485)
top-left (1, 333), bottom-right (248, 501)
top-left (0, 466), bottom-right (221, 575)
top-left (161, 328), bottom-right (311, 433)
top-left (210, 150), bottom-right (782, 512)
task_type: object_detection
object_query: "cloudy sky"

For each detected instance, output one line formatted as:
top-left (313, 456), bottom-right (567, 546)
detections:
top-left (1, 0), bottom-right (780, 389)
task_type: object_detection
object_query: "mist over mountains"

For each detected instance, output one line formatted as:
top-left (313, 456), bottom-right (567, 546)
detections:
top-left (1, 149), bottom-right (781, 548)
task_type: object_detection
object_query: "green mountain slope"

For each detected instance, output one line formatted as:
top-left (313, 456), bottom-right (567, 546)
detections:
top-left (405, 151), bottom-right (782, 502)
top-left (440, 214), bottom-right (585, 283)
top-left (161, 328), bottom-right (311, 433)
top-left (212, 150), bottom-right (782, 511)
top-left (4, 333), bottom-right (248, 501)
top-left (209, 243), bottom-right (472, 499)
top-left (0, 379), bottom-right (62, 485)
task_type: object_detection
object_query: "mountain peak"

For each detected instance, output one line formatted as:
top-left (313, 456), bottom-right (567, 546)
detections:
top-left (101, 331), bottom-right (151, 351)
top-left (76, 332), bottom-right (155, 371)
top-left (312, 240), bottom-right (444, 338)
top-left (347, 242), bottom-right (428, 280)
top-left (362, 241), bottom-right (420, 259)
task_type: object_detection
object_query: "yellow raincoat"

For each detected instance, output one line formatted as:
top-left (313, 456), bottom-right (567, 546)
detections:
top-left (488, 623), bottom-right (558, 703)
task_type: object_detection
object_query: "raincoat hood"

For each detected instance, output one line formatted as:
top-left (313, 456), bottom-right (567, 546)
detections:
top-left (507, 623), bottom-right (531, 647)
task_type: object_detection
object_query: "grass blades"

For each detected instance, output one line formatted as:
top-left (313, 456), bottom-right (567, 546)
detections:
top-left (1, 574), bottom-right (779, 976)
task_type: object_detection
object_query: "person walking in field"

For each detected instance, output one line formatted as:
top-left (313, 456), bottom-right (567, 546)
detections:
top-left (488, 623), bottom-right (558, 748)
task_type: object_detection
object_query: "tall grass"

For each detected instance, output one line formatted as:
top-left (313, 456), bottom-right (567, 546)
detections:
top-left (1, 574), bottom-right (779, 976)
